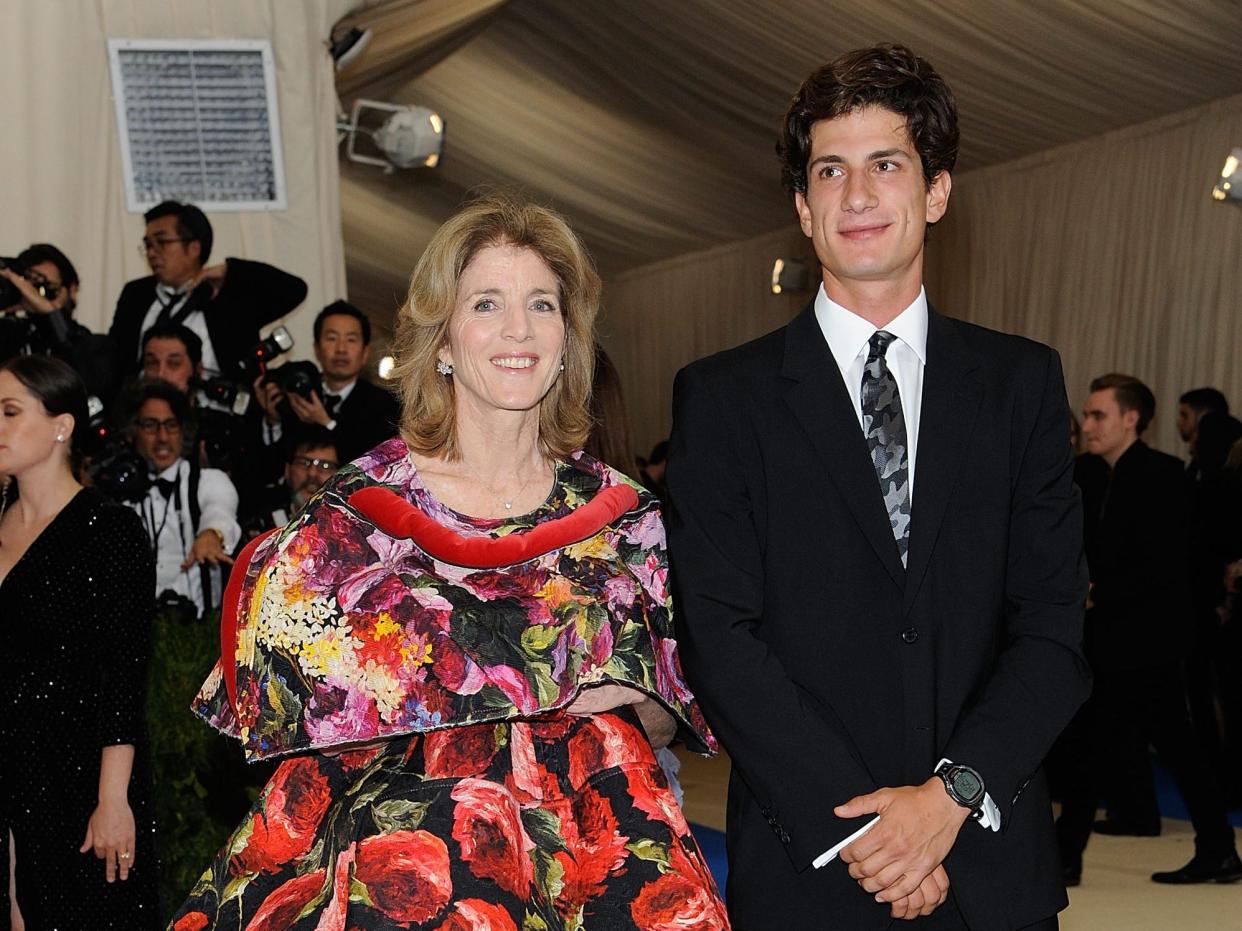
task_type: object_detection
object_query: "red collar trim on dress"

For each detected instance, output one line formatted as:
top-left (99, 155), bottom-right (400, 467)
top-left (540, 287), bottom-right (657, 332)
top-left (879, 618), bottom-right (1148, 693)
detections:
top-left (347, 483), bottom-right (639, 569)
top-left (222, 527), bottom-right (278, 720)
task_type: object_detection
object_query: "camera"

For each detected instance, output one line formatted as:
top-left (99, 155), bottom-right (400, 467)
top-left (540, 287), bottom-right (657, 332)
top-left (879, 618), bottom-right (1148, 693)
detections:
top-left (238, 325), bottom-right (294, 381)
top-left (265, 360), bottom-right (322, 401)
top-left (87, 441), bottom-right (150, 503)
top-left (200, 376), bottom-right (253, 417)
top-left (156, 588), bottom-right (200, 624)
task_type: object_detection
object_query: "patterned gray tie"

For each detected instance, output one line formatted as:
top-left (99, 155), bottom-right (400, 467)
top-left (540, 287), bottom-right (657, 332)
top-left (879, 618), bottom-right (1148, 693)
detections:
top-left (861, 330), bottom-right (911, 567)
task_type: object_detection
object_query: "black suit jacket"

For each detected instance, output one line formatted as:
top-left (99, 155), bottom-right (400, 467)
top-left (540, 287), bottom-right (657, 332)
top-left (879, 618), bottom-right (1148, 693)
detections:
top-left (109, 258), bottom-right (307, 377)
top-left (1082, 441), bottom-right (1191, 670)
top-left (325, 377), bottom-right (401, 463)
top-left (666, 305), bottom-right (1090, 930)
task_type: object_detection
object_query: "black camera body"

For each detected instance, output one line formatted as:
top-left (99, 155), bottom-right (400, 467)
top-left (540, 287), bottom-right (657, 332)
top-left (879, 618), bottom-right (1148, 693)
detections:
top-left (265, 360), bottom-right (322, 402)
top-left (87, 441), bottom-right (150, 503)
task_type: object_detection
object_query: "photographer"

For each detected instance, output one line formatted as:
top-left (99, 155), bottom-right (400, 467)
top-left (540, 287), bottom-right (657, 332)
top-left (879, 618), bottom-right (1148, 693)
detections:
top-left (238, 426), bottom-right (339, 542)
top-left (0, 243), bottom-right (121, 399)
top-left (110, 201), bottom-right (307, 379)
top-left (254, 300), bottom-right (399, 463)
top-left (125, 380), bottom-right (240, 618)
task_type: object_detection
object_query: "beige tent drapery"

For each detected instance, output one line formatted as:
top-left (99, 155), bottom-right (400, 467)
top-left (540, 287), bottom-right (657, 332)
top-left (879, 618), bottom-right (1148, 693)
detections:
top-left (605, 93), bottom-right (1242, 460)
top-left (0, 0), bottom-right (352, 358)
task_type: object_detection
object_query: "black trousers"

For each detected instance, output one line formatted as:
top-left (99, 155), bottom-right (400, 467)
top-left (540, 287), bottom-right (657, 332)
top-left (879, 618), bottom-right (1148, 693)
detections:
top-left (1056, 662), bottom-right (1235, 863)
top-left (885, 894), bottom-right (1058, 929)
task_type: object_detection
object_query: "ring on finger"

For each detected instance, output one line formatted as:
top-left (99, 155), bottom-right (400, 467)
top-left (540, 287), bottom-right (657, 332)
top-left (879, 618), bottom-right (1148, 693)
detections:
top-left (119, 852), bottom-right (131, 859)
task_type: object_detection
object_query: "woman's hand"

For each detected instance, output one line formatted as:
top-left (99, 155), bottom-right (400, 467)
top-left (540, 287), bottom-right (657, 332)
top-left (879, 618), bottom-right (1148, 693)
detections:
top-left (566, 684), bottom-right (677, 748)
top-left (79, 797), bottom-right (136, 882)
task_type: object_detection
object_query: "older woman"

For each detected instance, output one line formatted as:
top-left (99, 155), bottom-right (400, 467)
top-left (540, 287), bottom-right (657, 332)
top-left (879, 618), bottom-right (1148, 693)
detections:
top-left (172, 195), bottom-right (728, 930)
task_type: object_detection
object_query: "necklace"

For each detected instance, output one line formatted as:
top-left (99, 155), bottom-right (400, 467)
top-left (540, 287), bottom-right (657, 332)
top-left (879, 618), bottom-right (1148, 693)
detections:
top-left (462, 457), bottom-right (546, 515)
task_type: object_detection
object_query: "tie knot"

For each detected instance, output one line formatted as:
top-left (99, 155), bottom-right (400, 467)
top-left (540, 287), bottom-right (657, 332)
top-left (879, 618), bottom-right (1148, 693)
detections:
top-left (323, 393), bottom-right (341, 416)
top-left (868, 330), bottom-right (896, 359)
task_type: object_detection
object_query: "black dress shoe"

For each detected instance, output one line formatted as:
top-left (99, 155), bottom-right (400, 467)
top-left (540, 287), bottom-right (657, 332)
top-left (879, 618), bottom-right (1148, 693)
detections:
top-left (1060, 857), bottom-right (1082, 887)
top-left (1093, 818), bottom-right (1161, 836)
top-left (1151, 851), bottom-right (1242, 884)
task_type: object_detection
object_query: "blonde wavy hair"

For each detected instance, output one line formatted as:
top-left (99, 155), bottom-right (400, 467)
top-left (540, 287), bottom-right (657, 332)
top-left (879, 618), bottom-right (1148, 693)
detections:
top-left (390, 192), bottom-right (601, 460)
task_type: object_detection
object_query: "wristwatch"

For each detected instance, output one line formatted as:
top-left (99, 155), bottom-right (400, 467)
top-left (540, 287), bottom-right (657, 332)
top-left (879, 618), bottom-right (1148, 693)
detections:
top-left (934, 760), bottom-right (985, 819)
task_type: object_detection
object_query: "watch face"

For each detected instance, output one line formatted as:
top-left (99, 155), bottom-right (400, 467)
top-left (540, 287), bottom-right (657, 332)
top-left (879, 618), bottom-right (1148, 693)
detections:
top-left (953, 769), bottom-right (983, 801)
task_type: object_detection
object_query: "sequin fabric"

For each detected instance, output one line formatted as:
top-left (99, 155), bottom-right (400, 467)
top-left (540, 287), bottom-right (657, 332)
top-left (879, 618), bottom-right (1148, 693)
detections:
top-left (0, 488), bottom-right (160, 928)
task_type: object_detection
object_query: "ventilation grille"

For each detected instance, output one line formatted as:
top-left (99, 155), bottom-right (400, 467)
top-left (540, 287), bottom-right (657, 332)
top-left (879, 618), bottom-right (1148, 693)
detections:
top-left (108, 39), bottom-right (287, 212)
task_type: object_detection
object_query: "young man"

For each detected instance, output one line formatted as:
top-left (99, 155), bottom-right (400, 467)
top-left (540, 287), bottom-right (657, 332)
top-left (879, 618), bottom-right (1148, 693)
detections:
top-left (254, 301), bottom-right (399, 463)
top-left (141, 321), bottom-right (203, 394)
top-left (667, 45), bottom-right (1090, 929)
top-left (110, 201), bottom-right (307, 378)
top-left (1057, 374), bottom-right (1240, 885)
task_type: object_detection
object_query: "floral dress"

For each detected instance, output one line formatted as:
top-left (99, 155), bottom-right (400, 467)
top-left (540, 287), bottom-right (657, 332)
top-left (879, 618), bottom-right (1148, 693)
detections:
top-left (170, 438), bottom-right (729, 931)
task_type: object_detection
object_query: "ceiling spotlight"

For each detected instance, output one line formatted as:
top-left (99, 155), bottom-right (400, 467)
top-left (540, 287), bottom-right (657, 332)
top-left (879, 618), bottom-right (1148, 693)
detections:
top-left (337, 99), bottom-right (444, 173)
top-left (329, 26), bottom-right (372, 71)
top-left (1212, 148), bottom-right (1242, 204)
top-left (771, 257), bottom-right (811, 295)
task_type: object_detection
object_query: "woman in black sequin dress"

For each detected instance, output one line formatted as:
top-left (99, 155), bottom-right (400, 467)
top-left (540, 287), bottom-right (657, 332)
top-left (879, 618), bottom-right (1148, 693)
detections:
top-left (0, 356), bottom-right (159, 928)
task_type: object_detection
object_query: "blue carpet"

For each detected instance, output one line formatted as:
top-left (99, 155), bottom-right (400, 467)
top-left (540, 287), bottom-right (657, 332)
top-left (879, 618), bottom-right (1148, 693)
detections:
top-left (690, 823), bottom-right (729, 892)
top-left (689, 763), bottom-right (1242, 894)
top-left (1152, 759), bottom-right (1242, 827)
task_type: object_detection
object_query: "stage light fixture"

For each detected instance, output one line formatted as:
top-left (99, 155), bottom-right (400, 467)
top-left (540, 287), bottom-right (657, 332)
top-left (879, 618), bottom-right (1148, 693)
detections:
top-left (1212, 148), bottom-right (1241, 203)
top-left (337, 99), bottom-right (444, 173)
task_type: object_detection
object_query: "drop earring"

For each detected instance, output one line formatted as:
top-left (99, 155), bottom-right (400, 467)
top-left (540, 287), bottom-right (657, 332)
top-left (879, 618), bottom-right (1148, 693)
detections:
top-left (436, 360), bottom-right (454, 376)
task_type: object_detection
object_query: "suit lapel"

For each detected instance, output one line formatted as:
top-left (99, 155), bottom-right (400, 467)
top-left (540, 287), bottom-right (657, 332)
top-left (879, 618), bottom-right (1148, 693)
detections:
top-left (781, 306), bottom-right (907, 589)
top-left (901, 310), bottom-right (982, 615)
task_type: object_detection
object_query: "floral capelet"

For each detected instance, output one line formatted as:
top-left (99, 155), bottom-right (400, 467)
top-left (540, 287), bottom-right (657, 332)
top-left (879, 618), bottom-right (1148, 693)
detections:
top-left (191, 438), bottom-right (716, 762)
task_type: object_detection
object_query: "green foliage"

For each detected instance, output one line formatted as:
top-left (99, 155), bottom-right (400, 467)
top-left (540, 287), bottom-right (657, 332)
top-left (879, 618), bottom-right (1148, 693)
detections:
top-left (147, 607), bottom-right (271, 923)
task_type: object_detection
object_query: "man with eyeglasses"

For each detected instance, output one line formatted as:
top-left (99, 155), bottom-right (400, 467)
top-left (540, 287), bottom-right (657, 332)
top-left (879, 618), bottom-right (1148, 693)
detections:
top-left (239, 425), bottom-right (340, 541)
top-left (126, 379), bottom-right (240, 617)
top-left (109, 200), bottom-right (308, 380)
top-left (0, 242), bottom-right (120, 398)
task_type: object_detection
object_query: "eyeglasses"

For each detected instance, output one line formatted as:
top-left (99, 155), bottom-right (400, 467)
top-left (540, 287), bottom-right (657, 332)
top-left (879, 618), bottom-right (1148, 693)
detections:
top-left (139, 236), bottom-right (189, 256)
top-left (135, 417), bottom-right (183, 435)
top-left (292, 455), bottom-right (338, 473)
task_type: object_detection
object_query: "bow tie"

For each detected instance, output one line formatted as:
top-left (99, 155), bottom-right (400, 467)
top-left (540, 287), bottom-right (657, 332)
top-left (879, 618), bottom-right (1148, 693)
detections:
top-left (153, 477), bottom-right (178, 500)
top-left (323, 393), bottom-right (342, 416)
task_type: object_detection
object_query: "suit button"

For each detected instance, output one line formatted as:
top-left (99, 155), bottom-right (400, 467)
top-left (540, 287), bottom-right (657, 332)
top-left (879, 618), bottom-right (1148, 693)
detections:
top-left (901, 627), bottom-right (919, 644)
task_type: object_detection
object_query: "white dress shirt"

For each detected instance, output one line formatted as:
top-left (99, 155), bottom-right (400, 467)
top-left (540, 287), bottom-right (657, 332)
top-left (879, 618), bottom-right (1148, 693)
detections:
top-left (130, 458), bottom-right (241, 614)
top-left (810, 284), bottom-right (1000, 868)
top-left (140, 284), bottom-right (222, 376)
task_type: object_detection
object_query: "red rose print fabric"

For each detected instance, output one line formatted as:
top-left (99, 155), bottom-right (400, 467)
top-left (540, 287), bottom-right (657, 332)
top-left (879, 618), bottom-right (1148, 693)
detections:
top-left (169, 710), bottom-right (728, 929)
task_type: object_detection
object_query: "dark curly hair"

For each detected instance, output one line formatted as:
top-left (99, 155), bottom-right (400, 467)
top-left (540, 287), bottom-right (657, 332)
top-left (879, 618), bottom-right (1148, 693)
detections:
top-left (778, 44), bottom-right (959, 197)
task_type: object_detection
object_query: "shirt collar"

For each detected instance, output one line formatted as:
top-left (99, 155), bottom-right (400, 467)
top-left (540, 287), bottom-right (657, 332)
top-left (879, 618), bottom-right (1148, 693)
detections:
top-left (324, 379), bottom-right (357, 402)
top-left (155, 459), bottom-right (184, 482)
top-left (814, 284), bottom-right (929, 370)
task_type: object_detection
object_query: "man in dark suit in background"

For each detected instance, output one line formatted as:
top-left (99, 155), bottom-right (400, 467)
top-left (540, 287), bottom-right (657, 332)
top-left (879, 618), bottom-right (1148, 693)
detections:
top-left (1056, 374), bottom-right (1240, 885)
top-left (110, 200), bottom-right (307, 379)
top-left (255, 301), bottom-right (399, 463)
top-left (667, 45), bottom-right (1090, 929)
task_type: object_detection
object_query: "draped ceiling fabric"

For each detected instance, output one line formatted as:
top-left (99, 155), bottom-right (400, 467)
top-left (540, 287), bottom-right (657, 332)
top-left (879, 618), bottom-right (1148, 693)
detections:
top-left (334, 1), bottom-right (1242, 317)
top-left (0, 0), bottom-right (354, 358)
top-left (333, 0), bottom-right (1242, 459)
